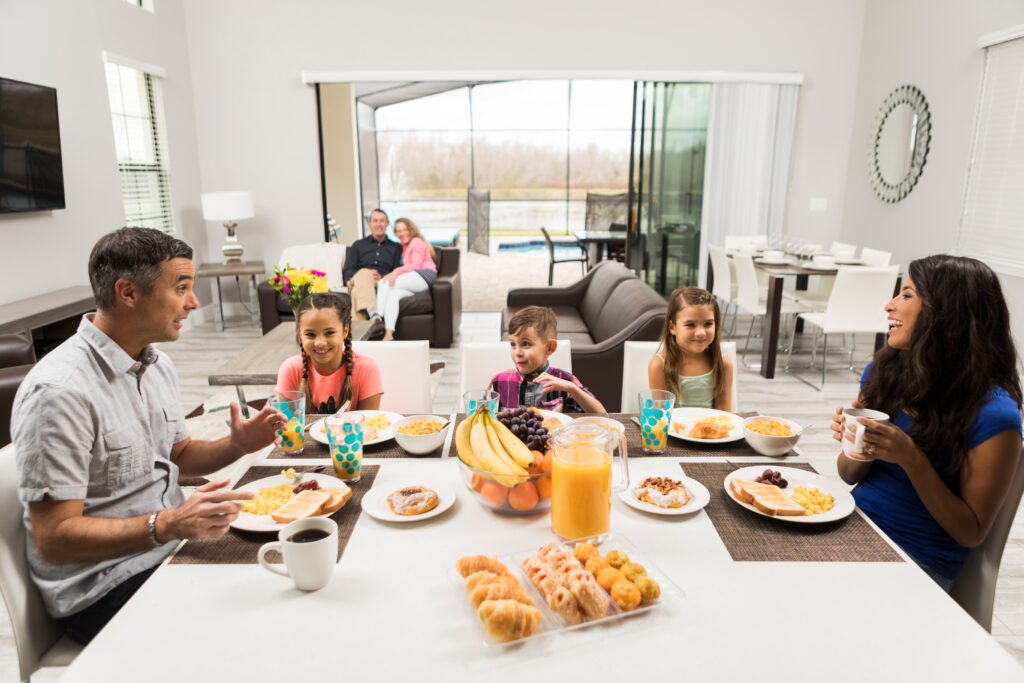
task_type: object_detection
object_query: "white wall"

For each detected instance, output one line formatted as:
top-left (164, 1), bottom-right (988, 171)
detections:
top-left (0, 0), bottom-right (208, 306)
top-left (839, 0), bottom-right (1024, 343)
top-left (181, 0), bottom-right (867, 266)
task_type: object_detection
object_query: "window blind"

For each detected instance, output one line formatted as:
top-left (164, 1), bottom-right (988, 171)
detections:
top-left (956, 37), bottom-right (1024, 274)
top-left (104, 62), bottom-right (175, 234)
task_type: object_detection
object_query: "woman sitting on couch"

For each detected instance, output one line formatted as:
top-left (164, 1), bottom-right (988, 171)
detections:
top-left (373, 217), bottom-right (436, 341)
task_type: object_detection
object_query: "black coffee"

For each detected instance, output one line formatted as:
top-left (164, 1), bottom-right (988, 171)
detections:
top-left (288, 529), bottom-right (330, 543)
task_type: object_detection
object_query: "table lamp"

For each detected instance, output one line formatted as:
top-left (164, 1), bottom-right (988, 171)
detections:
top-left (201, 191), bottom-right (254, 263)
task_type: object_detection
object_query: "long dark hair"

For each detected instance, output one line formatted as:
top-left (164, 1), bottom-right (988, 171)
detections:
top-left (862, 255), bottom-right (1022, 475)
top-left (659, 287), bottom-right (726, 403)
top-left (295, 292), bottom-right (354, 412)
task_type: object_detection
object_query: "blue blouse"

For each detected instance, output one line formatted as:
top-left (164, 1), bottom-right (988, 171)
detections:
top-left (852, 366), bottom-right (1022, 580)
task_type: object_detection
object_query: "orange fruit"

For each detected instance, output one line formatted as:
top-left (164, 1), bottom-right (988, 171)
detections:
top-left (535, 475), bottom-right (552, 501)
top-left (540, 450), bottom-right (553, 474)
top-left (470, 474), bottom-right (485, 492)
top-left (479, 480), bottom-right (509, 508)
top-left (508, 481), bottom-right (539, 511)
top-left (527, 450), bottom-right (545, 474)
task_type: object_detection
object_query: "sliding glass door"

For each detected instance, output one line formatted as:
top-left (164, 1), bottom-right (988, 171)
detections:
top-left (627, 82), bottom-right (711, 295)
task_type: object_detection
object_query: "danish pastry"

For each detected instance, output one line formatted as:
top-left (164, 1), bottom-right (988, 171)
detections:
top-left (387, 485), bottom-right (440, 516)
top-left (633, 477), bottom-right (691, 509)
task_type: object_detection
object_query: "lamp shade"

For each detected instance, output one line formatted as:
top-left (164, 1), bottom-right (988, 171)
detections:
top-left (201, 191), bottom-right (254, 221)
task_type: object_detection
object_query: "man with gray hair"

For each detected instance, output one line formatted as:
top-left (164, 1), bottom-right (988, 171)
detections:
top-left (12, 227), bottom-right (283, 644)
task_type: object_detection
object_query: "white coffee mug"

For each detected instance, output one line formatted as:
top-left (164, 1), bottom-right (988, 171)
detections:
top-left (842, 408), bottom-right (890, 460)
top-left (258, 517), bottom-right (338, 591)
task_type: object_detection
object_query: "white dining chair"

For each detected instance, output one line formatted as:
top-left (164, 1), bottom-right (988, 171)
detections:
top-left (732, 254), bottom-right (810, 367)
top-left (784, 266), bottom-right (899, 389)
top-left (859, 247), bottom-right (893, 266)
top-left (0, 447), bottom-right (82, 683)
top-left (707, 244), bottom-right (738, 334)
top-left (458, 341), bottom-right (572, 410)
top-left (723, 234), bottom-right (768, 251)
top-left (830, 241), bottom-right (858, 259)
top-left (352, 340), bottom-right (431, 413)
top-left (620, 341), bottom-right (738, 412)
top-left (951, 446), bottom-right (1024, 632)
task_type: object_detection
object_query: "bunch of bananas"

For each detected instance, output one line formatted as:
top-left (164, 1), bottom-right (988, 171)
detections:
top-left (455, 408), bottom-right (535, 487)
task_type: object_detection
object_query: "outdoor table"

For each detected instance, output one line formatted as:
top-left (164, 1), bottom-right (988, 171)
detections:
top-left (56, 433), bottom-right (1022, 683)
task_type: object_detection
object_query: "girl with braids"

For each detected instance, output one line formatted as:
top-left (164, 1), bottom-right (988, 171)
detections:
top-left (648, 287), bottom-right (734, 410)
top-left (832, 255), bottom-right (1022, 590)
top-left (275, 292), bottom-right (383, 413)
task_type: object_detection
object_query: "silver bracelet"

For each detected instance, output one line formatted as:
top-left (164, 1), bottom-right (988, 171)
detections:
top-left (147, 511), bottom-right (162, 547)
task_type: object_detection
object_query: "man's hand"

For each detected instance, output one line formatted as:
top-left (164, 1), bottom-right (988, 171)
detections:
top-left (228, 402), bottom-right (284, 455)
top-left (158, 479), bottom-right (252, 541)
top-left (383, 272), bottom-right (398, 286)
top-left (372, 270), bottom-right (382, 282)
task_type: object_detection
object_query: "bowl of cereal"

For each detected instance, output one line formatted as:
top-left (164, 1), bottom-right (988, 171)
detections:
top-left (394, 415), bottom-right (450, 455)
top-left (742, 415), bottom-right (802, 456)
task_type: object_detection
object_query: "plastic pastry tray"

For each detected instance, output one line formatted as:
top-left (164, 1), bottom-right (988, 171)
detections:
top-left (448, 533), bottom-right (683, 647)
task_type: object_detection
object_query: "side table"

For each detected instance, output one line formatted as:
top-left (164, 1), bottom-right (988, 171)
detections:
top-left (196, 261), bottom-right (265, 331)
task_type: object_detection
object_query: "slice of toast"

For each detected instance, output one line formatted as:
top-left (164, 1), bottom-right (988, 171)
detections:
top-left (271, 489), bottom-right (332, 523)
top-left (749, 486), bottom-right (806, 516)
top-left (320, 485), bottom-right (353, 514)
top-left (730, 479), bottom-right (757, 503)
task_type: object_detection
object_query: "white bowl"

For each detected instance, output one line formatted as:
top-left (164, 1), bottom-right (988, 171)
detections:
top-left (742, 415), bottom-right (802, 456)
top-left (393, 415), bottom-right (449, 455)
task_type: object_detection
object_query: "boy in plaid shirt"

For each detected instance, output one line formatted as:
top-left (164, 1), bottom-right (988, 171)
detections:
top-left (489, 306), bottom-right (605, 413)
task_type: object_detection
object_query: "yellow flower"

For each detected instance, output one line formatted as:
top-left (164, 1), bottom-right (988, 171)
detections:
top-left (311, 278), bottom-right (328, 294)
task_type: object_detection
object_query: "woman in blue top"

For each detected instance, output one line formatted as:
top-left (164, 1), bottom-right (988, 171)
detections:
top-left (832, 255), bottom-right (1023, 590)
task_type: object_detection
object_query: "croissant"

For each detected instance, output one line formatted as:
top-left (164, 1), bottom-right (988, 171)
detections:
top-left (469, 581), bottom-right (533, 608)
top-left (477, 599), bottom-right (541, 642)
top-left (463, 570), bottom-right (508, 592)
top-left (456, 555), bottom-right (510, 578)
top-left (688, 420), bottom-right (729, 439)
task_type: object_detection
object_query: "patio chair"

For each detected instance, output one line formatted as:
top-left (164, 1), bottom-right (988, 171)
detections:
top-left (707, 244), bottom-right (737, 335)
top-left (352, 340), bottom-right (431, 413)
top-left (784, 266), bottom-right (899, 389)
top-left (540, 227), bottom-right (588, 286)
top-left (620, 341), bottom-right (738, 412)
top-left (459, 341), bottom-right (572, 407)
top-left (830, 241), bottom-right (858, 259)
top-left (951, 446), bottom-right (1024, 632)
top-left (0, 448), bottom-right (82, 683)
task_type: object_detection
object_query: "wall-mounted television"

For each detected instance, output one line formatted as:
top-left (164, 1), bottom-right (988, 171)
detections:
top-left (0, 77), bottom-right (65, 213)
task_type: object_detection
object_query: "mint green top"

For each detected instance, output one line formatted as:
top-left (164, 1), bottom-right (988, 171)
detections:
top-left (657, 351), bottom-right (715, 408)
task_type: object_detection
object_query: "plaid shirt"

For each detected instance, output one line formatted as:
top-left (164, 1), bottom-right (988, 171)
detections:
top-left (488, 363), bottom-right (593, 413)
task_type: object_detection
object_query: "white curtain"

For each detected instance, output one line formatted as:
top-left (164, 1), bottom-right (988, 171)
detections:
top-left (699, 83), bottom-right (799, 284)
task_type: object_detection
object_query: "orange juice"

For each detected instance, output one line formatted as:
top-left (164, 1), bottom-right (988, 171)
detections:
top-left (551, 445), bottom-right (611, 540)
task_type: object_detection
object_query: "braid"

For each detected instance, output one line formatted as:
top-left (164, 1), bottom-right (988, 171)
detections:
top-left (340, 333), bottom-right (354, 406)
top-left (300, 348), bottom-right (313, 412)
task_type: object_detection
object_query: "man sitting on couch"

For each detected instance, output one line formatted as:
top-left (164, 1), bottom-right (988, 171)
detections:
top-left (342, 209), bottom-right (402, 321)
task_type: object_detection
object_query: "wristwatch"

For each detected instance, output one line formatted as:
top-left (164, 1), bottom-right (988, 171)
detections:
top-left (147, 511), bottom-right (162, 547)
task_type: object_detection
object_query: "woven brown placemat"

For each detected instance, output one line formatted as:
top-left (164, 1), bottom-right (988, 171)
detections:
top-left (610, 412), bottom-right (799, 458)
top-left (169, 464), bottom-right (379, 565)
top-left (683, 462), bottom-right (903, 563)
top-left (266, 414), bottom-right (449, 459)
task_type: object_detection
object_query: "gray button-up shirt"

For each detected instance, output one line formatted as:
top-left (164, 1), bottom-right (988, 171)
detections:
top-left (12, 315), bottom-right (188, 618)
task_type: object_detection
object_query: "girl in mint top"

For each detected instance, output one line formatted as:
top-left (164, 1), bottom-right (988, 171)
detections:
top-left (832, 255), bottom-right (1022, 589)
top-left (648, 287), bottom-right (734, 410)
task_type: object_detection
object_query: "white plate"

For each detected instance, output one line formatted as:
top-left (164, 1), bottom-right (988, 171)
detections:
top-left (618, 476), bottom-right (710, 516)
top-left (754, 257), bottom-right (791, 266)
top-left (309, 410), bottom-right (405, 446)
top-left (723, 465), bottom-right (855, 524)
top-left (231, 473), bottom-right (350, 533)
top-left (834, 257), bottom-right (863, 265)
top-left (667, 407), bottom-right (745, 444)
top-left (361, 483), bottom-right (456, 523)
top-left (803, 262), bottom-right (838, 271)
top-left (532, 409), bottom-right (574, 426)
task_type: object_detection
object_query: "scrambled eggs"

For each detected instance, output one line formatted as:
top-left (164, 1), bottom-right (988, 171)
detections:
top-left (791, 485), bottom-right (834, 515)
top-left (242, 484), bottom-right (294, 515)
top-left (365, 414), bottom-right (392, 430)
top-left (746, 419), bottom-right (794, 437)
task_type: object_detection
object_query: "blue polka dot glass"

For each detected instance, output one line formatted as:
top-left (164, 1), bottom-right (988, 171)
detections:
top-left (270, 390), bottom-right (306, 455)
top-left (463, 389), bottom-right (499, 417)
top-left (638, 389), bottom-right (675, 454)
top-left (326, 413), bottom-right (364, 482)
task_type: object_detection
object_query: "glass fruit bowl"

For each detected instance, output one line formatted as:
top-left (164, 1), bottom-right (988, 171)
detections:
top-left (455, 454), bottom-right (552, 516)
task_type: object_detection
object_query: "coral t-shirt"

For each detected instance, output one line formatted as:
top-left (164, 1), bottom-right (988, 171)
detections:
top-left (275, 351), bottom-right (384, 413)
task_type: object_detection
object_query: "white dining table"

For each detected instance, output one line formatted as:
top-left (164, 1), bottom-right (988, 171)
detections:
top-left (58, 447), bottom-right (1024, 682)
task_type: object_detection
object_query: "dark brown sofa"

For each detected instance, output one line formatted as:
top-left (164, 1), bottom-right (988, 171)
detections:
top-left (503, 260), bottom-right (666, 411)
top-left (0, 335), bottom-right (36, 447)
top-left (258, 246), bottom-right (462, 348)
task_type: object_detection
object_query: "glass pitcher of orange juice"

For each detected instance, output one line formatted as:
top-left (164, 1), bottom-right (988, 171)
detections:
top-left (550, 423), bottom-right (630, 542)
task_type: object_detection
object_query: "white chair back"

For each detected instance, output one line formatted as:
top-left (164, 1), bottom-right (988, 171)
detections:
top-left (732, 253), bottom-right (763, 315)
top-left (820, 267), bottom-right (899, 333)
top-left (724, 234), bottom-right (768, 251)
top-left (707, 244), bottom-right (734, 304)
top-left (859, 247), bottom-right (892, 267)
top-left (620, 341), bottom-right (738, 412)
top-left (459, 341), bottom-right (573, 410)
top-left (279, 243), bottom-right (347, 291)
top-left (352, 340), bottom-right (431, 413)
top-left (830, 241), bottom-right (858, 259)
top-left (952, 447), bottom-right (1024, 632)
top-left (0, 447), bottom-right (80, 682)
